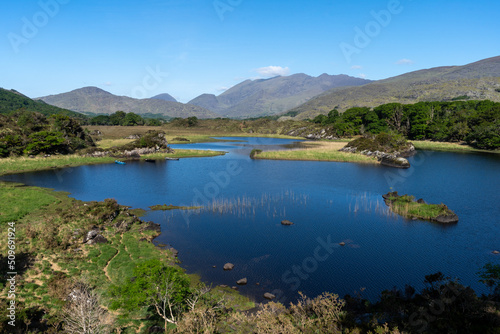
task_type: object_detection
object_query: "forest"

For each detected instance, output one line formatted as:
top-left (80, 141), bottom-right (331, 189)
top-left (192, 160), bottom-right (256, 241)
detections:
top-left (311, 100), bottom-right (500, 149)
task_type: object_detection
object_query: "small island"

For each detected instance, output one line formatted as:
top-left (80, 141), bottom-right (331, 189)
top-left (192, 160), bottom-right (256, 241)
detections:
top-left (382, 191), bottom-right (459, 223)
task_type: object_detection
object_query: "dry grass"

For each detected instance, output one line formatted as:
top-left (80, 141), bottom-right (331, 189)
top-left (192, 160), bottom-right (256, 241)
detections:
top-left (255, 141), bottom-right (379, 164)
top-left (412, 140), bottom-right (500, 153)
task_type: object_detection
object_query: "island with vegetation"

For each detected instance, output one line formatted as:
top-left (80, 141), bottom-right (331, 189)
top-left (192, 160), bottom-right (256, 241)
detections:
top-left (383, 191), bottom-right (459, 224)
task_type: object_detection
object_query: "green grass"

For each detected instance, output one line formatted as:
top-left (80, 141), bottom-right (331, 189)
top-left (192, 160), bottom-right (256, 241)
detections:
top-left (255, 148), bottom-right (378, 163)
top-left (0, 155), bottom-right (116, 176)
top-left (141, 149), bottom-right (226, 159)
top-left (387, 195), bottom-right (454, 220)
top-left (0, 182), bottom-right (60, 223)
top-left (149, 204), bottom-right (202, 211)
top-left (412, 140), bottom-right (500, 154)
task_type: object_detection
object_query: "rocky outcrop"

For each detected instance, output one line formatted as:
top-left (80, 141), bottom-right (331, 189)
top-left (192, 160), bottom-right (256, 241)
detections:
top-left (236, 278), bottom-right (248, 285)
top-left (285, 127), bottom-right (339, 140)
top-left (223, 263), bottom-right (235, 271)
top-left (86, 130), bottom-right (174, 158)
top-left (82, 228), bottom-right (108, 244)
top-left (281, 220), bottom-right (294, 226)
top-left (263, 292), bottom-right (276, 300)
top-left (433, 215), bottom-right (459, 224)
top-left (341, 146), bottom-right (412, 169)
top-left (142, 221), bottom-right (161, 232)
top-left (380, 156), bottom-right (411, 169)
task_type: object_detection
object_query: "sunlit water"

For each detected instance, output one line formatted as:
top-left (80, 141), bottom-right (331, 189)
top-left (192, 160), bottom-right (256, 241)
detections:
top-left (3, 137), bottom-right (500, 303)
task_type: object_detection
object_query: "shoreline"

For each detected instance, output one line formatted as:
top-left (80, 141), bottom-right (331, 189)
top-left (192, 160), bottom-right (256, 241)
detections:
top-left (0, 149), bottom-right (225, 176)
top-left (253, 141), bottom-right (380, 164)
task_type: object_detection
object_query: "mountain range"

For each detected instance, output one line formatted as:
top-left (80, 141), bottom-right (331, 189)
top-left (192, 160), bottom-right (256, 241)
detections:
top-left (38, 87), bottom-right (217, 119)
top-left (16, 56), bottom-right (500, 120)
top-left (188, 74), bottom-right (371, 118)
top-left (286, 56), bottom-right (500, 119)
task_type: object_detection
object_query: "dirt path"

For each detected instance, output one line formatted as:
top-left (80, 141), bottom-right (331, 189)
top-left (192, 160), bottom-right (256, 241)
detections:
top-left (103, 236), bottom-right (121, 282)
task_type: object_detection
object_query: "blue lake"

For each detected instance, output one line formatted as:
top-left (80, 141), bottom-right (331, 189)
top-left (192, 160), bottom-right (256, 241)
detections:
top-left (3, 137), bottom-right (500, 303)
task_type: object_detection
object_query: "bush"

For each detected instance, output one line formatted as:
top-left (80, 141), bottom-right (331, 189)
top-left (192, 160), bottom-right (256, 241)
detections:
top-left (250, 149), bottom-right (262, 159)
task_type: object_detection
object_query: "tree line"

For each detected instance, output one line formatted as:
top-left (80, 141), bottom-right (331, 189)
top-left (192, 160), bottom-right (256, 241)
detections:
top-left (311, 100), bottom-right (500, 149)
top-left (86, 111), bottom-right (164, 126)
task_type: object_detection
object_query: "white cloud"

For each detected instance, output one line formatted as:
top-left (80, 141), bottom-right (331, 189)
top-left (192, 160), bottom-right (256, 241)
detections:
top-left (351, 65), bottom-right (363, 69)
top-left (255, 66), bottom-right (290, 78)
top-left (104, 81), bottom-right (112, 86)
top-left (217, 86), bottom-right (229, 92)
top-left (358, 73), bottom-right (367, 79)
top-left (396, 58), bottom-right (414, 65)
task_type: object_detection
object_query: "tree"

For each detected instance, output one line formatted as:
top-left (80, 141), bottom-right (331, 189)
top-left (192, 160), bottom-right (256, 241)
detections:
top-left (109, 111), bottom-right (126, 125)
top-left (110, 259), bottom-right (190, 332)
top-left (62, 283), bottom-right (108, 334)
top-left (478, 263), bottom-right (500, 297)
top-left (24, 131), bottom-right (65, 155)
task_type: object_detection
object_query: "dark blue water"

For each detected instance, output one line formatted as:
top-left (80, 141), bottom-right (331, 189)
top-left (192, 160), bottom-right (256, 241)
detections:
top-left (3, 137), bottom-right (500, 303)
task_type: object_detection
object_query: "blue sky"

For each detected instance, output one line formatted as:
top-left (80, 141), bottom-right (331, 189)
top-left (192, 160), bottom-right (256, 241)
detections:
top-left (2, 0), bottom-right (499, 102)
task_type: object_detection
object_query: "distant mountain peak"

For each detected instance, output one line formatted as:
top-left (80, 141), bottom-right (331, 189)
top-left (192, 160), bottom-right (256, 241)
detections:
top-left (150, 93), bottom-right (177, 103)
top-left (38, 88), bottom-right (218, 118)
top-left (188, 73), bottom-right (371, 118)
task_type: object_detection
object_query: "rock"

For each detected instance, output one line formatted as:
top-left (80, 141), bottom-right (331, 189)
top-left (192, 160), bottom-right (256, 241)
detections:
top-left (87, 235), bottom-right (108, 244)
top-left (142, 221), bottom-right (161, 232)
top-left (382, 191), bottom-right (399, 200)
top-left (83, 229), bottom-right (99, 243)
top-left (380, 156), bottom-right (410, 169)
top-left (339, 242), bottom-right (346, 246)
top-left (219, 284), bottom-right (229, 288)
top-left (169, 248), bottom-right (179, 257)
top-left (417, 198), bottom-right (426, 204)
top-left (125, 134), bottom-right (141, 139)
top-left (237, 278), bottom-right (248, 285)
top-left (213, 265), bottom-right (217, 268)
top-left (281, 220), bottom-right (294, 226)
top-left (231, 286), bottom-right (238, 290)
top-left (224, 263), bottom-right (235, 271)
top-left (263, 292), bottom-right (276, 300)
top-left (432, 214), bottom-right (459, 224)
top-left (492, 251), bottom-right (499, 255)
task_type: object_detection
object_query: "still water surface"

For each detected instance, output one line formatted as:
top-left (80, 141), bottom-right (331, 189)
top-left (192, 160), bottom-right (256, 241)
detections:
top-left (3, 137), bottom-right (499, 303)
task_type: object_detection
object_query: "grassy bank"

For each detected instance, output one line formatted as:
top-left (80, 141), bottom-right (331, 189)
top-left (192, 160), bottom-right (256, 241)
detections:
top-left (412, 140), bottom-right (500, 153)
top-left (0, 182), bottom-right (254, 333)
top-left (0, 150), bottom-right (224, 176)
top-left (254, 141), bottom-right (379, 164)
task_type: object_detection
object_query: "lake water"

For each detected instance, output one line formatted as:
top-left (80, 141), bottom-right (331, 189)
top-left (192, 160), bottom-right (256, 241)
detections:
top-left (3, 137), bottom-right (500, 303)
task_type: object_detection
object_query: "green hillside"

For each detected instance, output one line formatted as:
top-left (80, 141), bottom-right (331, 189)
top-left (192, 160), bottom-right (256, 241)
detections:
top-left (0, 88), bottom-right (85, 119)
top-left (287, 56), bottom-right (500, 119)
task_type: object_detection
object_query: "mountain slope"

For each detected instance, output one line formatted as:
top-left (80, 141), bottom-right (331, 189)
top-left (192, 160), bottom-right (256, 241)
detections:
top-left (188, 73), bottom-right (371, 118)
top-left (287, 56), bottom-right (500, 119)
top-left (151, 93), bottom-right (177, 102)
top-left (38, 87), bottom-right (218, 119)
top-left (0, 88), bottom-right (85, 118)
